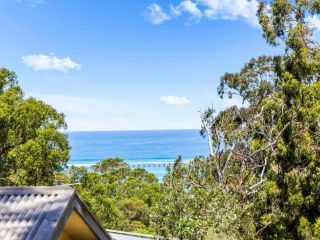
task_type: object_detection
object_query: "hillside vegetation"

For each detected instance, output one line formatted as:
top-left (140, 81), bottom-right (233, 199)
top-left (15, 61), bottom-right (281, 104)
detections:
top-left (3, 0), bottom-right (320, 239)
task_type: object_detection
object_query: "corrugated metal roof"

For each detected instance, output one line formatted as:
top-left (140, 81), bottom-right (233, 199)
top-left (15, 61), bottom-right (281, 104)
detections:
top-left (0, 187), bottom-right (73, 240)
top-left (0, 187), bottom-right (111, 240)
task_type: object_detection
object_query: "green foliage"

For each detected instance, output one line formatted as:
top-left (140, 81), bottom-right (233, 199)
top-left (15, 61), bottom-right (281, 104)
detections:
top-left (0, 68), bottom-right (69, 186)
top-left (4, 1), bottom-right (320, 239)
top-left (205, 1), bottom-right (320, 238)
top-left (119, 197), bottom-right (150, 225)
top-left (152, 1), bottom-right (320, 239)
top-left (65, 158), bottom-right (162, 233)
top-left (152, 157), bottom-right (256, 240)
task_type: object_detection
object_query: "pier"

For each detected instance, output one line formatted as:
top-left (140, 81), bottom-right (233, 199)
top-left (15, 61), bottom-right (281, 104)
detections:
top-left (68, 161), bottom-right (190, 168)
top-left (128, 161), bottom-right (189, 168)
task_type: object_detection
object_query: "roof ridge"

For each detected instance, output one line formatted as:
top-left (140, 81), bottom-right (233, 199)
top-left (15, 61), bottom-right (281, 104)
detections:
top-left (0, 186), bottom-right (75, 195)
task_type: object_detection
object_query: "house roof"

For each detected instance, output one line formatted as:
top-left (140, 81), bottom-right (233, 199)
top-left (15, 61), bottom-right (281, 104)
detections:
top-left (0, 186), bottom-right (111, 240)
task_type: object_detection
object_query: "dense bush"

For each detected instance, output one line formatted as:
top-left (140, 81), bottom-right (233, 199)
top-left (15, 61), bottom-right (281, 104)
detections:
top-left (65, 158), bottom-right (163, 233)
top-left (0, 68), bottom-right (69, 186)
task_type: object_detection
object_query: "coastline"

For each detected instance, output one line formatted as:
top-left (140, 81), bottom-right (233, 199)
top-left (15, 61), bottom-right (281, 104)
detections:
top-left (67, 130), bottom-right (208, 180)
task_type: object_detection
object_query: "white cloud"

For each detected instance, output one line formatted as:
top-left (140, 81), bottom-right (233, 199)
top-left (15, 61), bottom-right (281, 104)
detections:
top-left (146, 0), bottom-right (259, 27)
top-left (28, 93), bottom-right (200, 130)
top-left (160, 96), bottom-right (191, 105)
top-left (171, 0), bottom-right (202, 19)
top-left (29, 94), bottom-right (155, 131)
top-left (144, 3), bottom-right (170, 25)
top-left (307, 15), bottom-right (320, 31)
top-left (170, 4), bottom-right (182, 17)
top-left (16, 0), bottom-right (47, 6)
top-left (22, 54), bottom-right (81, 72)
top-left (199, 0), bottom-right (259, 27)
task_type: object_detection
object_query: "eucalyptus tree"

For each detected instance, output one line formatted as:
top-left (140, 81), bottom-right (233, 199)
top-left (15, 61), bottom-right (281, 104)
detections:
top-left (152, 157), bottom-right (256, 240)
top-left (199, 0), bottom-right (320, 238)
top-left (0, 68), bottom-right (69, 186)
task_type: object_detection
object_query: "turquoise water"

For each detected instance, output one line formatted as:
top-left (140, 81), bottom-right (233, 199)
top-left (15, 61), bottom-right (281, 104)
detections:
top-left (67, 130), bottom-right (209, 179)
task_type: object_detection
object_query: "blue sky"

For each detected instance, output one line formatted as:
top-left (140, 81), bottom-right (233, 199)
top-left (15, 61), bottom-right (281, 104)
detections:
top-left (0, 0), bottom-right (282, 131)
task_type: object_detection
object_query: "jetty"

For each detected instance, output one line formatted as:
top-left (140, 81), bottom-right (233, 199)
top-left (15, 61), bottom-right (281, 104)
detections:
top-left (128, 161), bottom-right (189, 168)
top-left (68, 161), bottom-right (190, 168)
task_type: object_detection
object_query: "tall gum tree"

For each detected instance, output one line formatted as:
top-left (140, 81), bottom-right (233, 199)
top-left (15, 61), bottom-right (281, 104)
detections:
top-left (0, 68), bottom-right (69, 186)
top-left (198, 0), bottom-right (320, 238)
top-left (141, 1), bottom-right (320, 237)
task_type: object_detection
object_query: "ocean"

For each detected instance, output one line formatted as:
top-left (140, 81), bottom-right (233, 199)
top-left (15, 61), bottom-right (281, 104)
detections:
top-left (67, 129), bottom-right (209, 180)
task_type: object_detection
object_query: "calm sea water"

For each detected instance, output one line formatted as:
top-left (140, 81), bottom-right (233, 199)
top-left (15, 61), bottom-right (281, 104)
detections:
top-left (67, 130), bottom-right (209, 179)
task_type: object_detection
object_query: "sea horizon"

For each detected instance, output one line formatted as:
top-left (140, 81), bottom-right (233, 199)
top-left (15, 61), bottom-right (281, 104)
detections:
top-left (63, 128), bottom-right (201, 133)
top-left (67, 129), bottom-right (208, 179)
